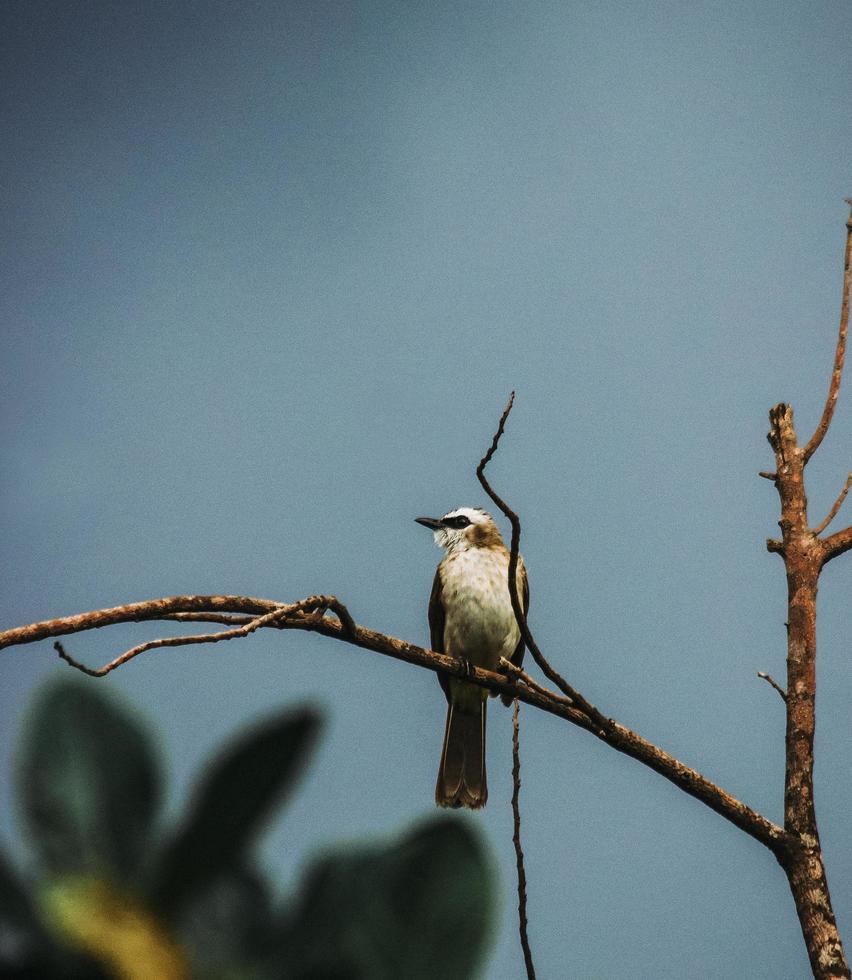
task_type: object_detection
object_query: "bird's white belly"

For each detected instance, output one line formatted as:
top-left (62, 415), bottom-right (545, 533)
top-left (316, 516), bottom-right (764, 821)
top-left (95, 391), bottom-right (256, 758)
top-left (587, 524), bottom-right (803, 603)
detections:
top-left (441, 550), bottom-right (519, 671)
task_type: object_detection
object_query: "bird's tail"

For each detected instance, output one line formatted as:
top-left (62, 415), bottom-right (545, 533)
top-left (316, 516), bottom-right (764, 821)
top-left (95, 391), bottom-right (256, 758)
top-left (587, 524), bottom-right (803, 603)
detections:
top-left (435, 698), bottom-right (487, 809)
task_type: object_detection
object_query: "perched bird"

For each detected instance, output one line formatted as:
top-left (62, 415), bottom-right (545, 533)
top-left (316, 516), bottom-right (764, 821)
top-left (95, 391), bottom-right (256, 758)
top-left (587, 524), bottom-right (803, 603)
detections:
top-left (415, 507), bottom-right (529, 809)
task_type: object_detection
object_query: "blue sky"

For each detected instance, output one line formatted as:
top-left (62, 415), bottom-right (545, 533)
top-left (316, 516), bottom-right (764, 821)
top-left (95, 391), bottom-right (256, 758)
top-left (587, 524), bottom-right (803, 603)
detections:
top-left (2, 2), bottom-right (851, 976)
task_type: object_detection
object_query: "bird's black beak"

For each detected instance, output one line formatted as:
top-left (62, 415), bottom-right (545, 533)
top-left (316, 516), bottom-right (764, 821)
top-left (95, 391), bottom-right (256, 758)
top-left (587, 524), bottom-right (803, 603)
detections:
top-left (415, 516), bottom-right (444, 530)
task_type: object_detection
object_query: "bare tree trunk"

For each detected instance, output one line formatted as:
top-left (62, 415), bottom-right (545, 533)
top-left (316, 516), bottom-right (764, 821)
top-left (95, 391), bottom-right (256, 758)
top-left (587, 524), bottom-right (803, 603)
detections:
top-left (777, 537), bottom-right (847, 978)
top-left (784, 847), bottom-right (847, 979)
top-left (761, 199), bottom-right (852, 977)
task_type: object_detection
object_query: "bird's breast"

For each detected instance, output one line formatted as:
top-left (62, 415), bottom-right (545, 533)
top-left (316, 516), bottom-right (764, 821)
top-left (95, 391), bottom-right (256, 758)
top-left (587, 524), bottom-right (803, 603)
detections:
top-left (440, 549), bottom-right (520, 669)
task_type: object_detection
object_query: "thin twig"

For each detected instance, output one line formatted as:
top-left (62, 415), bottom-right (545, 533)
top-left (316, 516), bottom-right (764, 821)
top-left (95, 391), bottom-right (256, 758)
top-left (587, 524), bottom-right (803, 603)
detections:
top-left (500, 655), bottom-right (573, 707)
top-left (512, 699), bottom-right (536, 980)
top-left (0, 594), bottom-right (790, 854)
top-left (310, 595), bottom-right (357, 636)
top-left (757, 671), bottom-right (788, 702)
top-left (164, 612), bottom-right (255, 625)
top-left (54, 596), bottom-right (355, 677)
top-left (158, 600), bottom-right (358, 633)
top-left (56, 605), bottom-right (293, 677)
top-left (802, 203), bottom-right (852, 464)
top-left (812, 474), bottom-right (852, 535)
top-left (476, 393), bottom-right (613, 733)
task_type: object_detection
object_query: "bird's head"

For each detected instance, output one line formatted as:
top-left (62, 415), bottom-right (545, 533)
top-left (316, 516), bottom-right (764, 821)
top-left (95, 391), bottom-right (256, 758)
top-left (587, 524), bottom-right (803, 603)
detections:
top-left (415, 507), bottom-right (504, 553)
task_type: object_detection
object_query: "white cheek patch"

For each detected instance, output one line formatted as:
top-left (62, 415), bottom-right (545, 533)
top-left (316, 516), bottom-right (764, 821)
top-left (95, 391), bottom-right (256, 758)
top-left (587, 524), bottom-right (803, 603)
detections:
top-left (433, 528), bottom-right (452, 549)
top-left (437, 526), bottom-right (474, 553)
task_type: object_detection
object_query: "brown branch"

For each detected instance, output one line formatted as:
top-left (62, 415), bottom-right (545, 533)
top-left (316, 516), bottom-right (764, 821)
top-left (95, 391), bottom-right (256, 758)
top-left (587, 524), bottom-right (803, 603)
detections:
top-left (163, 612), bottom-right (255, 626)
top-left (511, 700), bottom-right (535, 980)
top-left (801, 202), bottom-right (852, 464)
top-left (757, 671), bottom-right (788, 702)
top-left (765, 367), bottom-right (850, 976)
top-left (0, 595), bottom-right (789, 855)
top-left (476, 393), bottom-right (613, 733)
top-left (51, 596), bottom-right (356, 677)
top-left (812, 474), bottom-right (852, 535)
top-left (822, 524), bottom-right (852, 563)
top-left (0, 596), bottom-right (280, 650)
top-left (55, 605), bottom-right (292, 676)
top-left (500, 655), bottom-right (573, 708)
top-left (161, 600), bottom-right (359, 633)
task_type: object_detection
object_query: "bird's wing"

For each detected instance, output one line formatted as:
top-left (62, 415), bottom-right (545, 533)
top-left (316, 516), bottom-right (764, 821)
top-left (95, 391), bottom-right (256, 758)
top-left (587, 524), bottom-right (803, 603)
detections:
top-left (428, 566), bottom-right (451, 701)
top-left (501, 559), bottom-right (529, 705)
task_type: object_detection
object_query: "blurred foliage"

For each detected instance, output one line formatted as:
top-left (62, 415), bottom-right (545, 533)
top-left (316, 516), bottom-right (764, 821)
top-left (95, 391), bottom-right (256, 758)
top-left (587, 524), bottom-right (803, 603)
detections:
top-left (0, 679), bottom-right (496, 979)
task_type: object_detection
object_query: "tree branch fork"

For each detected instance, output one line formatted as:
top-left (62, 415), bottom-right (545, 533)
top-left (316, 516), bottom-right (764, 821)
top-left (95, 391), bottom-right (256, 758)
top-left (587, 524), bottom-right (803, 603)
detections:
top-left (754, 203), bottom-right (852, 979)
top-left (2, 203), bottom-right (850, 978)
top-left (0, 590), bottom-right (792, 858)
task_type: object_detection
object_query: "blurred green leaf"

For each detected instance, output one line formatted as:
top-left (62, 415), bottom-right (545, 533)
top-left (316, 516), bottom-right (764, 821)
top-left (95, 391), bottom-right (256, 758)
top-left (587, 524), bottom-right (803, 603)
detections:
top-left (17, 679), bottom-right (160, 882)
top-left (0, 849), bottom-right (111, 980)
top-left (11, 683), bottom-right (496, 980)
top-left (0, 847), bottom-right (36, 928)
top-left (277, 816), bottom-right (496, 980)
top-left (0, 847), bottom-right (42, 976)
top-left (152, 706), bottom-right (321, 916)
top-left (174, 865), bottom-right (274, 980)
top-left (40, 875), bottom-right (188, 979)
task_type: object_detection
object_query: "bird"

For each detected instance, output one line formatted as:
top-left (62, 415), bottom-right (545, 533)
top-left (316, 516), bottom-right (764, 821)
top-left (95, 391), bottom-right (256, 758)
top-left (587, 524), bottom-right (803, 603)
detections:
top-left (415, 507), bottom-right (529, 809)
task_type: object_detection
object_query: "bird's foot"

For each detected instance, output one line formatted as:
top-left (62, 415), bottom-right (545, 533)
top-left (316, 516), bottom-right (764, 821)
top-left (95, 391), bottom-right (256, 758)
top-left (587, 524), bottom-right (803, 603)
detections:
top-left (457, 657), bottom-right (475, 679)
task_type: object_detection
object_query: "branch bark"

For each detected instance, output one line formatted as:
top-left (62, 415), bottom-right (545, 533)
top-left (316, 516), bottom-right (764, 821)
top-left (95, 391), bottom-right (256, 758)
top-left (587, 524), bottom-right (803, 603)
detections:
top-left (756, 205), bottom-right (852, 978)
top-left (822, 524), bottom-right (852, 563)
top-left (0, 594), bottom-right (789, 855)
top-left (811, 474), bottom-right (852, 535)
top-left (801, 202), bottom-right (852, 463)
top-left (476, 393), bottom-right (613, 733)
top-left (764, 405), bottom-right (849, 978)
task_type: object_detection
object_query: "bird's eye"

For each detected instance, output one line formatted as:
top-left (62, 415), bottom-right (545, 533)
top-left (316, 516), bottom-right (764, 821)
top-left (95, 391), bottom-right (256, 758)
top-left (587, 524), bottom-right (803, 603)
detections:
top-left (452, 515), bottom-right (471, 528)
